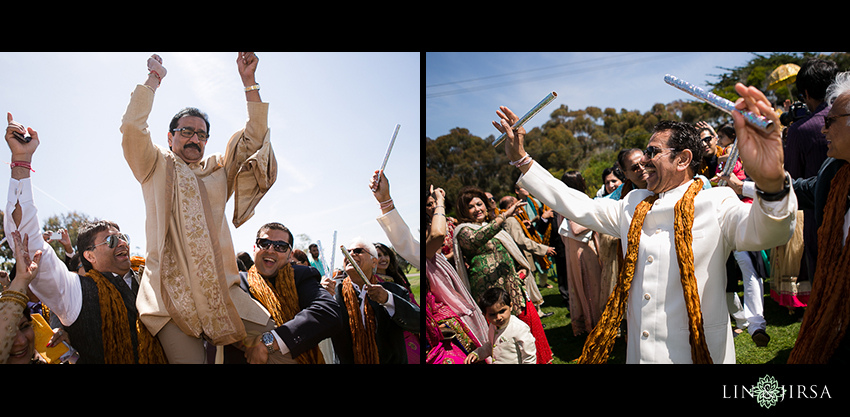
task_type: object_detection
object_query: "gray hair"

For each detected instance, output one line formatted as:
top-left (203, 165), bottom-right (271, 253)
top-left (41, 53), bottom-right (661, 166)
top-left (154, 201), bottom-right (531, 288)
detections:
top-left (825, 71), bottom-right (850, 112)
top-left (348, 237), bottom-right (378, 275)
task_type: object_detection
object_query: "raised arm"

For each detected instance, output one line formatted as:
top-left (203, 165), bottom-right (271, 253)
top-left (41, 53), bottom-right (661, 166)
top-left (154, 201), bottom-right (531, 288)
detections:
top-left (4, 113), bottom-right (83, 326)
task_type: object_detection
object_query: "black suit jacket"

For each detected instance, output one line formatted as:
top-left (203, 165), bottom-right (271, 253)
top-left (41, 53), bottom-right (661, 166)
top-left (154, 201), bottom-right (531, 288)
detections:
top-left (793, 157), bottom-right (847, 280)
top-left (234, 265), bottom-right (342, 361)
top-left (332, 280), bottom-right (420, 364)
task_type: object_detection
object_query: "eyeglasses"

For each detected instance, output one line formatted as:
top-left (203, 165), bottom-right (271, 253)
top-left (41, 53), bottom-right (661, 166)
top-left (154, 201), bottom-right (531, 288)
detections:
top-left (824, 113), bottom-right (850, 130)
top-left (90, 233), bottom-right (130, 251)
top-left (256, 238), bottom-right (291, 253)
top-left (700, 135), bottom-right (715, 144)
top-left (348, 247), bottom-right (370, 256)
top-left (629, 161), bottom-right (644, 172)
top-left (171, 127), bottom-right (209, 141)
top-left (643, 146), bottom-right (677, 159)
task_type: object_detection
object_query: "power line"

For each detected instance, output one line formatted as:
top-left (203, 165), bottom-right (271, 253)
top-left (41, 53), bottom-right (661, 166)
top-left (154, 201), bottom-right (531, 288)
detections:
top-left (426, 52), bottom-right (641, 88)
top-left (426, 52), bottom-right (695, 99)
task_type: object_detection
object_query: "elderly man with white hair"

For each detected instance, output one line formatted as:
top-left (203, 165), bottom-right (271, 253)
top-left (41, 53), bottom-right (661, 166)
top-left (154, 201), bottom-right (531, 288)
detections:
top-left (330, 238), bottom-right (420, 364)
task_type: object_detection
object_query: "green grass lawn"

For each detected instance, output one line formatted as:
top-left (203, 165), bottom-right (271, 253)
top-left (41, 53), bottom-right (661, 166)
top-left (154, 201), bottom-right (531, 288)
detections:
top-left (536, 272), bottom-right (803, 364)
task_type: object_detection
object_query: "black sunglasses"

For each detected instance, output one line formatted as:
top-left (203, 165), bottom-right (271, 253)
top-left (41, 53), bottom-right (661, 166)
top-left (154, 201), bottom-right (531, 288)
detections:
top-left (348, 247), bottom-right (370, 255)
top-left (824, 113), bottom-right (850, 130)
top-left (256, 238), bottom-right (291, 253)
top-left (643, 146), bottom-right (676, 159)
top-left (89, 233), bottom-right (130, 251)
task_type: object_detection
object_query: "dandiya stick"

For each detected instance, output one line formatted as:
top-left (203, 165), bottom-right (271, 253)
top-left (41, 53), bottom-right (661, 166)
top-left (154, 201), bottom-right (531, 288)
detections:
top-left (317, 240), bottom-right (330, 277)
top-left (664, 74), bottom-right (775, 134)
top-left (341, 245), bottom-right (372, 288)
top-left (492, 91), bottom-right (558, 147)
top-left (372, 124), bottom-right (401, 191)
top-left (329, 231), bottom-right (337, 276)
top-left (717, 139), bottom-right (739, 187)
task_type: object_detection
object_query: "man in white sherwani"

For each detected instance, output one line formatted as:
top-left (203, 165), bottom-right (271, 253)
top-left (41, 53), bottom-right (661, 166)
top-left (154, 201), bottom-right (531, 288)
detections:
top-left (496, 83), bottom-right (796, 364)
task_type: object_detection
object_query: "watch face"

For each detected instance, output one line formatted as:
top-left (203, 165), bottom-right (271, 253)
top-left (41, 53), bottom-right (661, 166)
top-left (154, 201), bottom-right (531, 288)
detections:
top-left (262, 332), bottom-right (274, 345)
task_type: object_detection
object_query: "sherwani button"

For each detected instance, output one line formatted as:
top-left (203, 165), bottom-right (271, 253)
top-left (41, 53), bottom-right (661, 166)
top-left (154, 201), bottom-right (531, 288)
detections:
top-left (642, 331), bottom-right (649, 338)
top-left (644, 293), bottom-right (651, 300)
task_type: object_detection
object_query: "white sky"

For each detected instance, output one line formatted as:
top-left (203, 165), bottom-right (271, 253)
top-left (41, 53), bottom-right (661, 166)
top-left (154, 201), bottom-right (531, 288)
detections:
top-left (0, 52), bottom-right (420, 272)
top-left (426, 52), bottom-right (792, 140)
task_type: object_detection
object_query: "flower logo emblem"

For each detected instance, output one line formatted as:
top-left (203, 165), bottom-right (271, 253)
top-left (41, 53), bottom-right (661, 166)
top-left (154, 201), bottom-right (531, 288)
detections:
top-left (752, 375), bottom-right (785, 409)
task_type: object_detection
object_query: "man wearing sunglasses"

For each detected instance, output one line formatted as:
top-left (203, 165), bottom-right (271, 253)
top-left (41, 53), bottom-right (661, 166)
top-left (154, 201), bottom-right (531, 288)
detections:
top-left (228, 222), bottom-right (340, 364)
top-left (331, 239), bottom-right (420, 364)
top-left (496, 82), bottom-right (796, 364)
top-left (5, 115), bottom-right (167, 363)
top-left (120, 53), bottom-right (278, 363)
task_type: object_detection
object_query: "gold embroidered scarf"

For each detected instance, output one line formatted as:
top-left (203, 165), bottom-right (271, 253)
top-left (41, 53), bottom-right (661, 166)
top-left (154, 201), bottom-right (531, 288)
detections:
top-left (159, 152), bottom-right (245, 345)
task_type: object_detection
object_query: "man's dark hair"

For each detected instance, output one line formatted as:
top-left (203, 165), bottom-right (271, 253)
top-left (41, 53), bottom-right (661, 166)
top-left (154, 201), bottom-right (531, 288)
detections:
top-left (796, 58), bottom-right (839, 101)
top-left (169, 107), bottom-right (210, 135)
top-left (653, 120), bottom-right (702, 174)
top-left (77, 220), bottom-right (121, 272)
top-left (256, 222), bottom-right (293, 246)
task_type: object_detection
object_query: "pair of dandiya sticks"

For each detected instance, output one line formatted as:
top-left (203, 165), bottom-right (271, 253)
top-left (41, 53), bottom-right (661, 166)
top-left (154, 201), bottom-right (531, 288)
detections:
top-left (491, 74), bottom-right (775, 149)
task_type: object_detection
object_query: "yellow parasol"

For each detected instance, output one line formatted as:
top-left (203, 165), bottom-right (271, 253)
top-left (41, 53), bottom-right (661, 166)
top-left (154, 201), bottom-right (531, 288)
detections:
top-left (766, 63), bottom-right (801, 91)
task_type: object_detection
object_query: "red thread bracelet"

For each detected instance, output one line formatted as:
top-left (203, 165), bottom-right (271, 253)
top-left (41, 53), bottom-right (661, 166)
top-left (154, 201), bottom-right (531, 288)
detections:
top-left (10, 161), bottom-right (34, 172)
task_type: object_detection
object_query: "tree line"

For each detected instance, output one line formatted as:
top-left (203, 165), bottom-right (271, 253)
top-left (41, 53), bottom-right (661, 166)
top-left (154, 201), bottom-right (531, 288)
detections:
top-left (426, 52), bottom-right (850, 218)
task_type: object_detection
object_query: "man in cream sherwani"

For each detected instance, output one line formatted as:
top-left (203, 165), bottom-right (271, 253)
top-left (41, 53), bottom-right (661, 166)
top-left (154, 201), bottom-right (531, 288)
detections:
top-left (121, 53), bottom-right (280, 363)
top-left (496, 83), bottom-right (796, 364)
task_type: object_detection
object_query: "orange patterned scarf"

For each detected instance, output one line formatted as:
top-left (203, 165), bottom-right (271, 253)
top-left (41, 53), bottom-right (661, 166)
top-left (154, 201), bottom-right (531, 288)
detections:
top-left (788, 163), bottom-right (850, 364)
top-left (341, 276), bottom-right (380, 364)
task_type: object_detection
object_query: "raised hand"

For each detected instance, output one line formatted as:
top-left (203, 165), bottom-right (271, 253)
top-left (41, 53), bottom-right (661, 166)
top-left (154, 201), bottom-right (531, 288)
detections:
top-left (237, 52), bottom-right (259, 85)
top-left (146, 54), bottom-right (167, 86)
top-left (493, 106), bottom-right (531, 171)
top-left (731, 83), bottom-right (785, 193)
top-left (5, 112), bottom-right (39, 161)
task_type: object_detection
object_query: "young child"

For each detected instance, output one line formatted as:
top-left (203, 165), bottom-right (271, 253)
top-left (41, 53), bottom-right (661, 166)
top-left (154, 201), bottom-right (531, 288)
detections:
top-left (465, 287), bottom-right (536, 364)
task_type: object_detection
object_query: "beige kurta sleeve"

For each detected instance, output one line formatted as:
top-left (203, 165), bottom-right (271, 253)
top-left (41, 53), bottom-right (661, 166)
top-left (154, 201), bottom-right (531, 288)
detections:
top-left (222, 101), bottom-right (277, 228)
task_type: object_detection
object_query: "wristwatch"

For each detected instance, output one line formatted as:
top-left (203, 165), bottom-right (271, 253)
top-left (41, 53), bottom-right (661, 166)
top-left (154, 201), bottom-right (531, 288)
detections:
top-left (261, 332), bottom-right (276, 354)
top-left (755, 173), bottom-right (791, 202)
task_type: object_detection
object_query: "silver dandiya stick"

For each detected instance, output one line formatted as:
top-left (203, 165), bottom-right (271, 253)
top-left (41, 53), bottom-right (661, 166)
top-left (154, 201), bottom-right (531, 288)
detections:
top-left (341, 245), bottom-right (372, 288)
top-left (317, 240), bottom-right (330, 277)
top-left (493, 92), bottom-right (558, 147)
top-left (372, 124), bottom-right (401, 192)
top-left (717, 139), bottom-right (740, 187)
top-left (329, 231), bottom-right (337, 276)
top-left (664, 74), bottom-right (775, 133)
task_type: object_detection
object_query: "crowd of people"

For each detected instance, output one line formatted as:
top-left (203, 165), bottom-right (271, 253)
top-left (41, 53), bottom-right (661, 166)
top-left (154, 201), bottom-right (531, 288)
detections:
top-left (426, 57), bottom-right (850, 364)
top-left (0, 53), bottom-right (420, 365)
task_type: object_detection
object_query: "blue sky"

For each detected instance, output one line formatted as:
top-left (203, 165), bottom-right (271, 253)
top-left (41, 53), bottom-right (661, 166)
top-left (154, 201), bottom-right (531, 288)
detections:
top-left (0, 52), bottom-right (420, 272)
top-left (426, 52), bottom-right (789, 140)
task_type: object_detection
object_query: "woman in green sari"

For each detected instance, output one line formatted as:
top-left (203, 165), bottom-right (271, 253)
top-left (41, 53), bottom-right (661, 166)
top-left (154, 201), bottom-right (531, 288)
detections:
top-left (452, 186), bottom-right (553, 363)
